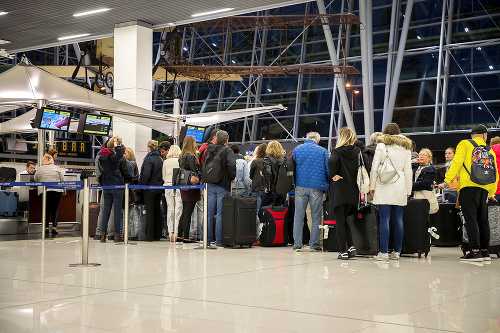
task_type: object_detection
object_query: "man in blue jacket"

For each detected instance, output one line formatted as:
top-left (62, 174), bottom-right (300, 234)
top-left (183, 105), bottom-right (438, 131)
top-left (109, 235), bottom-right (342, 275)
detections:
top-left (292, 132), bottom-right (329, 252)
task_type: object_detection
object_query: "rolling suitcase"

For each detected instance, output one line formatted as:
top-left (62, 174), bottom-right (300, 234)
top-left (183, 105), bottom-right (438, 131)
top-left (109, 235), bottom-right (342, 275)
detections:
top-left (88, 202), bottom-right (99, 237)
top-left (323, 200), bottom-right (341, 252)
top-left (430, 203), bottom-right (461, 246)
top-left (0, 190), bottom-right (19, 217)
top-left (222, 196), bottom-right (257, 248)
top-left (391, 199), bottom-right (431, 258)
top-left (348, 204), bottom-right (379, 255)
top-left (461, 201), bottom-right (500, 258)
top-left (260, 205), bottom-right (288, 247)
top-left (286, 194), bottom-right (310, 246)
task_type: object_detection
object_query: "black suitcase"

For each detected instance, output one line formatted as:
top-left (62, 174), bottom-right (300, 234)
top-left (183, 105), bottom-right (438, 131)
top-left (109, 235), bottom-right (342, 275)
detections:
top-left (430, 203), bottom-right (461, 246)
top-left (391, 199), bottom-right (431, 258)
top-left (348, 205), bottom-right (379, 255)
top-left (461, 201), bottom-right (500, 258)
top-left (286, 194), bottom-right (310, 245)
top-left (222, 196), bottom-right (257, 248)
top-left (260, 205), bottom-right (288, 247)
top-left (0, 167), bottom-right (16, 182)
top-left (323, 200), bottom-right (341, 252)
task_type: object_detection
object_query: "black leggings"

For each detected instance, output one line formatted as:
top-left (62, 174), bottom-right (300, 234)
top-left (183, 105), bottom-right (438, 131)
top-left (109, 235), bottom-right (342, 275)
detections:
top-left (178, 201), bottom-right (196, 240)
top-left (39, 191), bottom-right (62, 228)
top-left (333, 204), bottom-right (354, 252)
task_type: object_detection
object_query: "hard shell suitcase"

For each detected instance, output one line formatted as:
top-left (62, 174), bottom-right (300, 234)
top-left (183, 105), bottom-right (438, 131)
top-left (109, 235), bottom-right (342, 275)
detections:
top-left (286, 194), bottom-right (310, 246)
top-left (259, 205), bottom-right (288, 247)
top-left (461, 201), bottom-right (500, 258)
top-left (0, 190), bottom-right (19, 217)
top-left (129, 203), bottom-right (147, 241)
top-left (430, 203), bottom-right (461, 246)
top-left (222, 196), bottom-right (257, 248)
top-left (391, 199), bottom-right (431, 258)
top-left (348, 204), bottom-right (379, 255)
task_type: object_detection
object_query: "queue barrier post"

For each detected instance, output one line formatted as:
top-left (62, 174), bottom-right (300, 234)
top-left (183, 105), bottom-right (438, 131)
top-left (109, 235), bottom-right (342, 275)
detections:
top-left (41, 186), bottom-right (47, 240)
top-left (195, 183), bottom-right (215, 250)
top-left (70, 178), bottom-right (101, 267)
top-left (116, 183), bottom-right (136, 246)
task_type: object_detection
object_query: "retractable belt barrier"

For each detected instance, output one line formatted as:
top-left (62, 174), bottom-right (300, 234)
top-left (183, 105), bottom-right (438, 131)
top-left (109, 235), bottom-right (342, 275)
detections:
top-left (0, 181), bottom-right (211, 266)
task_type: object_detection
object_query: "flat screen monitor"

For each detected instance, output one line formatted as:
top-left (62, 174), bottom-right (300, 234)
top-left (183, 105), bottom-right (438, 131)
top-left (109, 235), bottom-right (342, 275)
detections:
top-left (77, 114), bottom-right (112, 136)
top-left (183, 125), bottom-right (206, 143)
top-left (34, 107), bottom-right (71, 131)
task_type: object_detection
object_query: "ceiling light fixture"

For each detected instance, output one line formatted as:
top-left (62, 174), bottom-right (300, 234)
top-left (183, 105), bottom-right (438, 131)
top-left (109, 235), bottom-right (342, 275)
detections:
top-left (464, 27), bottom-right (469, 32)
top-left (0, 39), bottom-right (11, 44)
top-left (183, 47), bottom-right (188, 51)
top-left (489, 65), bottom-right (493, 70)
top-left (0, 11), bottom-right (8, 16)
top-left (417, 36), bottom-right (421, 40)
top-left (477, 47), bottom-right (482, 50)
top-left (191, 8), bottom-right (234, 18)
top-left (58, 33), bottom-right (91, 41)
top-left (73, 8), bottom-right (110, 17)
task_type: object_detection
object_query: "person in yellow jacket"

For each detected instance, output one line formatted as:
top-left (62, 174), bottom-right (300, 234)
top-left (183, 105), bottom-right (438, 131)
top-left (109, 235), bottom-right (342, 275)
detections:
top-left (445, 124), bottom-right (499, 262)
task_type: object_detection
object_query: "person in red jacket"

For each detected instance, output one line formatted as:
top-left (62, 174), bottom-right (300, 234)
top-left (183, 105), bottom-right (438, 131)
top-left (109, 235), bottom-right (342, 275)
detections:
top-left (490, 136), bottom-right (500, 202)
top-left (199, 129), bottom-right (219, 164)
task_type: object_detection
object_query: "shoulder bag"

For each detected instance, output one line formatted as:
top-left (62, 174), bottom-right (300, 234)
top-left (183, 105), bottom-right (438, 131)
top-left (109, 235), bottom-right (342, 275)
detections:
top-left (357, 152), bottom-right (370, 194)
top-left (377, 146), bottom-right (400, 184)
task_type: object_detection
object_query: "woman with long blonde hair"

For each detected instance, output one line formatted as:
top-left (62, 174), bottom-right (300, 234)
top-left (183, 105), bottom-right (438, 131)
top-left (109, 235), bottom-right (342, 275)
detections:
top-left (178, 136), bottom-right (201, 243)
top-left (328, 127), bottom-right (364, 259)
top-left (162, 145), bottom-right (183, 242)
top-left (262, 141), bottom-right (285, 207)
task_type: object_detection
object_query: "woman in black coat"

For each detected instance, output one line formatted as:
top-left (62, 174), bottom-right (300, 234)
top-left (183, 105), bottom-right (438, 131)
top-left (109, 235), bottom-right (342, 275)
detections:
top-left (140, 140), bottom-right (164, 241)
top-left (411, 148), bottom-right (437, 192)
top-left (177, 135), bottom-right (201, 243)
top-left (262, 141), bottom-right (285, 207)
top-left (328, 127), bottom-right (363, 260)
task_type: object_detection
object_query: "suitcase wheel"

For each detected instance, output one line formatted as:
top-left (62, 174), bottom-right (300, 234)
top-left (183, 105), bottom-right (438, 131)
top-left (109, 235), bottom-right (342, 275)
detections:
top-left (232, 244), bottom-right (238, 249)
top-left (425, 252), bottom-right (428, 258)
top-left (249, 245), bottom-right (252, 248)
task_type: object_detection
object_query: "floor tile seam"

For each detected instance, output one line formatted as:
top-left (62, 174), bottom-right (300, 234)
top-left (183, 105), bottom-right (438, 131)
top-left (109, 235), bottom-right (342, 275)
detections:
top-left (352, 321), bottom-right (460, 333)
top-left (0, 289), bottom-right (118, 311)
top-left (0, 277), bottom-right (122, 291)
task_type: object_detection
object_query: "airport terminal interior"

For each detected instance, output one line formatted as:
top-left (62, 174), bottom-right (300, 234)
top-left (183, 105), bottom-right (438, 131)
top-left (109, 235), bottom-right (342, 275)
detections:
top-left (1, 0), bottom-right (500, 332)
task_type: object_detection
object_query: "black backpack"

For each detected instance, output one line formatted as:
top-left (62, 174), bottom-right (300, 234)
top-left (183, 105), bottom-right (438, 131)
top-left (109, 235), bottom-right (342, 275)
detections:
top-left (202, 146), bottom-right (226, 184)
top-left (275, 155), bottom-right (295, 194)
top-left (464, 139), bottom-right (497, 185)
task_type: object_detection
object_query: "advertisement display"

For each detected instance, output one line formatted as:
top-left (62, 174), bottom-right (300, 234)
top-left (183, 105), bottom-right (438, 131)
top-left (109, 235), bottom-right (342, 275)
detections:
top-left (35, 108), bottom-right (71, 131)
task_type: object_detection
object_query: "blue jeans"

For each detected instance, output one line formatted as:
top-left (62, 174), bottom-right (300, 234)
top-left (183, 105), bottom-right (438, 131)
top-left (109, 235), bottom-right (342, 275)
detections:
top-left (378, 204), bottom-right (404, 253)
top-left (445, 192), bottom-right (458, 204)
top-left (201, 183), bottom-right (229, 245)
top-left (293, 186), bottom-right (323, 249)
top-left (251, 190), bottom-right (264, 237)
top-left (102, 189), bottom-right (124, 234)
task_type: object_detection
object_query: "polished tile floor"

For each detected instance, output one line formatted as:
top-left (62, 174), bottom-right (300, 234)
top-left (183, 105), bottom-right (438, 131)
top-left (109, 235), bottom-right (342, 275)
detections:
top-left (0, 238), bottom-right (499, 332)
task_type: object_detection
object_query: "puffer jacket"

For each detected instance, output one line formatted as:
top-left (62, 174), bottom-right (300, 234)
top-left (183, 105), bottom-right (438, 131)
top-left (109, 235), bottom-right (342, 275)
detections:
top-left (369, 134), bottom-right (413, 206)
top-left (263, 156), bottom-right (285, 192)
top-left (412, 163), bottom-right (437, 192)
top-left (34, 164), bottom-right (65, 195)
top-left (293, 139), bottom-right (330, 191)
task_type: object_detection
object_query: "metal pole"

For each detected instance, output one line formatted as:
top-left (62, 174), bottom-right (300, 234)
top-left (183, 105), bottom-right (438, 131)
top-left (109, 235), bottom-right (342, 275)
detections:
top-left (173, 98), bottom-right (181, 145)
top-left (124, 183), bottom-right (129, 244)
top-left (382, 0), bottom-right (398, 125)
top-left (203, 183), bottom-right (208, 249)
top-left (316, 0), bottom-right (356, 131)
top-left (366, 0), bottom-right (375, 133)
top-left (385, 0), bottom-right (415, 127)
top-left (359, 0), bottom-right (372, 143)
top-left (440, 0), bottom-right (454, 131)
top-left (433, 0), bottom-right (448, 133)
top-left (41, 186), bottom-right (47, 240)
top-left (70, 178), bottom-right (100, 267)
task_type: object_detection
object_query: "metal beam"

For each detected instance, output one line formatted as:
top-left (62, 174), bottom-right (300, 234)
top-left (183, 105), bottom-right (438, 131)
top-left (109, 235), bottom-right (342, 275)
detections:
top-left (433, 0), bottom-right (448, 133)
top-left (316, 0), bottom-right (355, 131)
top-left (440, 0), bottom-right (455, 131)
top-left (359, 0), bottom-right (372, 143)
top-left (385, 0), bottom-right (414, 127)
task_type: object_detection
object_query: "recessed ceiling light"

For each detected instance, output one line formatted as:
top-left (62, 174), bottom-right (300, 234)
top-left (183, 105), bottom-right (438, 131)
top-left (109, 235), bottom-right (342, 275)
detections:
top-left (0, 12), bottom-right (8, 16)
top-left (58, 33), bottom-right (91, 41)
top-left (73, 8), bottom-right (110, 17)
top-left (191, 8), bottom-right (234, 18)
top-left (0, 39), bottom-right (11, 44)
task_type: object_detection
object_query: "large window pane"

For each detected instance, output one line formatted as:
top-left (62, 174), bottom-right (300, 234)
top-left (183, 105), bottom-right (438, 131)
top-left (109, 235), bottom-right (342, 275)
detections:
top-left (261, 94), bottom-right (297, 116)
top-left (300, 90), bottom-right (333, 114)
top-left (261, 76), bottom-right (298, 94)
top-left (298, 115), bottom-right (331, 137)
top-left (447, 75), bottom-right (500, 104)
top-left (257, 117), bottom-right (295, 140)
top-left (449, 46), bottom-right (500, 75)
top-left (444, 102), bottom-right (500, 130)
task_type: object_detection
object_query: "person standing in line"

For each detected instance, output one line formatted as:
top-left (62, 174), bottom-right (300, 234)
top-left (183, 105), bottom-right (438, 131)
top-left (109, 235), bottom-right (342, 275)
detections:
top-left (369, 123), bottom-right (413, 261)
top-left (329, 127), bottom-right (363, 260)
top-left (292, 132), bottom-right (329, 252)
top-left (124, 147), bottom-right (139, 180)
top-left (199, 129), bottom-right (219, 163)
top-left (412, 148), bottom-right (438, 213)
top-left (163, 145), bottom-right (183, 242)
top-left (437, 147), bottom-right (459, 203)
top-left (140, 140), bottom-right (164, 242)
top-left (177, 136), bottom-right (201, 243)
top-left (489, 137), bottom-right (500, 202)
top-left (159, 141), bottom-right (171, 160)
top-left (250, 143), bottom-right (267, 239)
top-left (445, 124), bottom-right (498, 261)
top-left (231, 144), bottom-right (251, 196)
top-left (34, 154), bottom-right (65, 236)
top-left (262, 141), bottom-right (286, 207)
top-left (47, 148), bottom-right (58, 164)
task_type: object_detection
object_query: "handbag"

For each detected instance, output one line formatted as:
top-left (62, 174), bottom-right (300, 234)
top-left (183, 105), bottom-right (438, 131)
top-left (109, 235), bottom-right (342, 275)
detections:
top-left (377, 146), bottom-right (400, 184)
top-left (357, 152), bottom-right (370, 194)
top-left (173, 167), bottom-right (193, 186)
top-left (413, 190), bottom-right (439, 214)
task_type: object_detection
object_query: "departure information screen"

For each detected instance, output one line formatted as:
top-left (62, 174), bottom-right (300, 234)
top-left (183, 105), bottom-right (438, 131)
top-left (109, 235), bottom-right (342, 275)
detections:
top-left (82, 115), bottom-right (112, 135)
top-left (185, 126), bottom-right (205, 143)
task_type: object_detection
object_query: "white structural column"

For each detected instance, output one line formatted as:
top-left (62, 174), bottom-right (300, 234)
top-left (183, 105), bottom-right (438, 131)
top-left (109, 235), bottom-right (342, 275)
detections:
top-left (384, 0), bottom-right (414, 128)
top-left (433, 0), bottom-right (448, 133)
top-left (316, 0), bottom-right (355, 132)
top-left (113, 21), bottom-right (153, 166)
top-left (359, 0), bottom-right (372, 142)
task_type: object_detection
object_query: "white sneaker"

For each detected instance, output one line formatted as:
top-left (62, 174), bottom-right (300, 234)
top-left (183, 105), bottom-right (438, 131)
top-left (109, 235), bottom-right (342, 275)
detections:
top-left (390, 252), bottom-right (401, 260)
top-left (373, 252), bottom-right (389, 261)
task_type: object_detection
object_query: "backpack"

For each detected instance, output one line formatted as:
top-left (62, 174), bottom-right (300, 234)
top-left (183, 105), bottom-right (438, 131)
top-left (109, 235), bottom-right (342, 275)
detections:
top-left (275, 155), bottom-right (295, 194)
top-left (201, 146), bottom-right (226, 184)
top-left (464, 139), bottom-right (497, 185)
